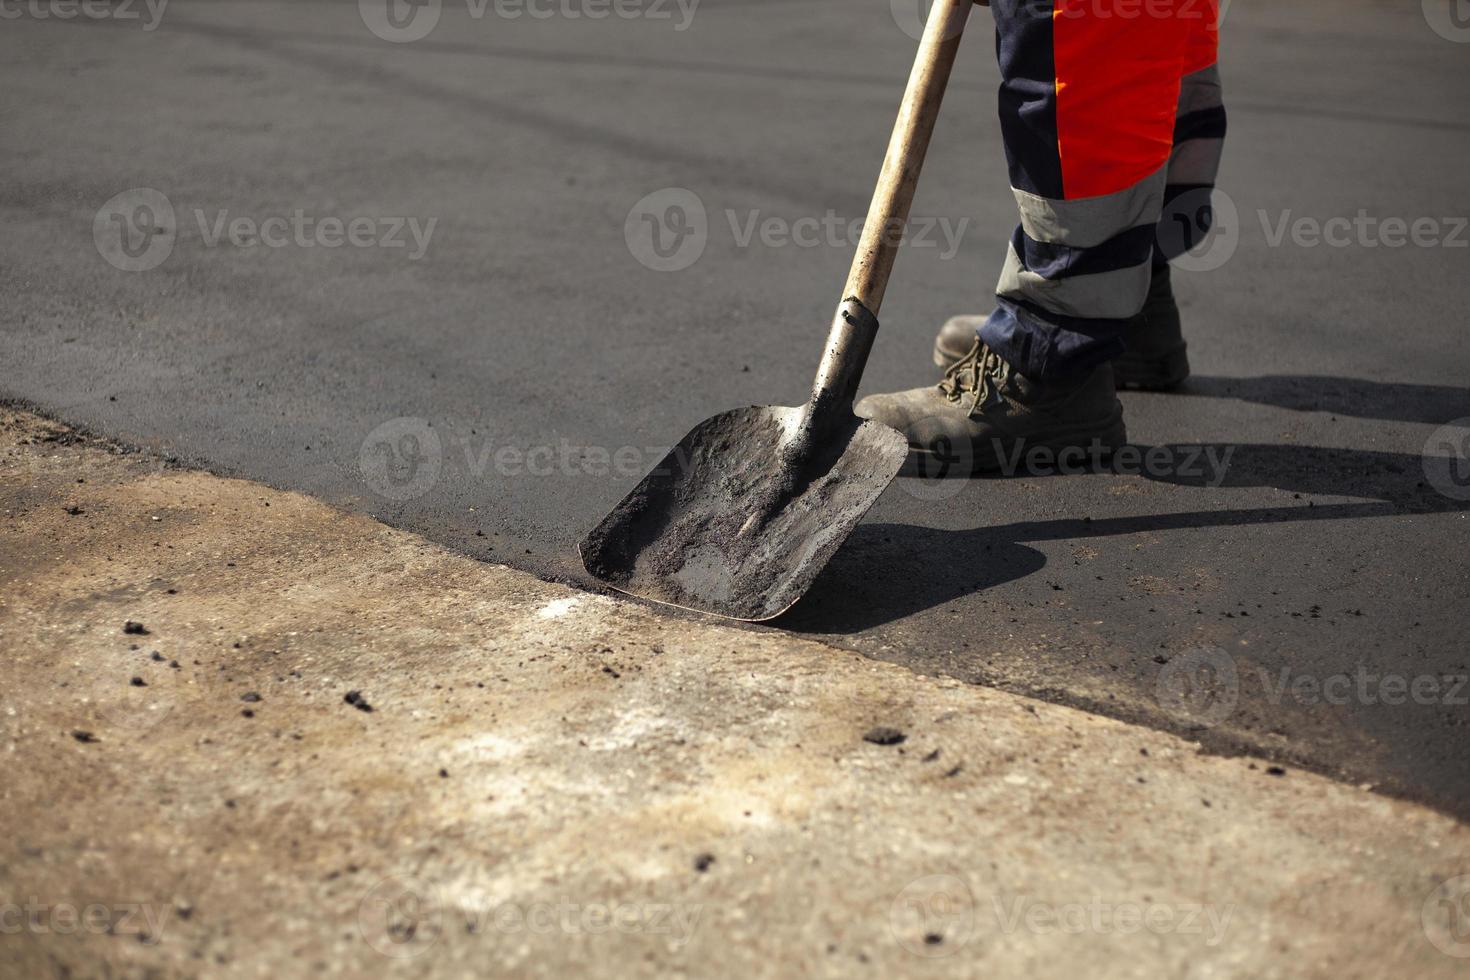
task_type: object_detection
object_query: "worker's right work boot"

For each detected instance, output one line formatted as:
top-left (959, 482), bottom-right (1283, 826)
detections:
top-left (932, 266), bottom-right (1190, 390)
top-left (855, 340), bottom-right (1127, 474)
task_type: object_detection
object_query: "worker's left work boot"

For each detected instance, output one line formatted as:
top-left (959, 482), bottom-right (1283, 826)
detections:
top-left (854, 340), bottom-right (1127, 473)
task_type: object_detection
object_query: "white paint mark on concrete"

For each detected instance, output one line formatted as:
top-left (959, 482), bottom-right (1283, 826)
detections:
top-left (537, 597), bottom-right (582, 620)
top-left (585, 707), bottom-right (683, 752)
top-left (455, 732), bottom-right (528, 761)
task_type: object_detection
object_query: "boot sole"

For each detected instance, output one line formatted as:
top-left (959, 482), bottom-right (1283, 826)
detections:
top-left (933, 339), bottom-right (1189, 392)
top-left (903, 411), bottom-right (1129, 477)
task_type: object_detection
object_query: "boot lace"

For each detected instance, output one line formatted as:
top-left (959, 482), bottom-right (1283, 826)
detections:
top-left (938, 341), bottom-right (1007, 418)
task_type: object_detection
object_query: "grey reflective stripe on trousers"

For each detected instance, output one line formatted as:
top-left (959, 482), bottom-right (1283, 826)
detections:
top-left (1177, 64), bottom-right (1223, 117)
top-left (1170, 65), bottom-right (1225, 186)
top-left (1000, 162), bottom-right (1167, 320)
top-left (1010, 162), bottom-right (1168, 249)
top-left (996, 241), bottom-right (1153, 319)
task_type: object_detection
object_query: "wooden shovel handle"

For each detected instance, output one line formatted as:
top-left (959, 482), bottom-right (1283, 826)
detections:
top-left (842, 0), bottom-right (972, 314)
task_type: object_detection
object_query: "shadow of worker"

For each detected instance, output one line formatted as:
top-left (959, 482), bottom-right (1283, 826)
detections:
top-left (783, 436), bottom-right (1470, 634)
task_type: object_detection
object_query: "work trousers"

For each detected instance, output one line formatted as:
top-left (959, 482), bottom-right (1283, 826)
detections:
top-left (978, 0), bottom-right (1227, 379)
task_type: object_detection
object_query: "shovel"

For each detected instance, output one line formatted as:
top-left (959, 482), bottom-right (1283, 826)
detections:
top-left (580, 0), bottom-right (973, 621)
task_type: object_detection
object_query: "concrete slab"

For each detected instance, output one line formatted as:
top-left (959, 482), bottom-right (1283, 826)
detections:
top-left (3, 409), bottom-right (1468, 978)
top-left (1, 0), bottom-right (1467, 818)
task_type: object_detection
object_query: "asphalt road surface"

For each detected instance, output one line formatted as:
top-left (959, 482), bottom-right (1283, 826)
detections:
top-left (4, 0), bottom-right (1468, 816)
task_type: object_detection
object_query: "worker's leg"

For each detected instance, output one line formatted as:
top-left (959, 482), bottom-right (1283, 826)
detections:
top-left (1102, 2), bottom-right (1224, 388)
top-left (1157, 3), bottom-right (1226, 265)
top-left (855, 1), bottom-right (1201, 464)
top-left (978, 0), bottom-right (1192, 381)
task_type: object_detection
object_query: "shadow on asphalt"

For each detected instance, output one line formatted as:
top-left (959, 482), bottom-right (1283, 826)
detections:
top-left (1177, 375), bottom-right (1470, 424)
top-left (783, 442), bottom-right (1466, 634)
top-left (786, 372), bottom-right (1470, 631)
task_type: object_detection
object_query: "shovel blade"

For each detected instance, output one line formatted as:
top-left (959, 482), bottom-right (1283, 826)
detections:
top-left (579, 405), bottom-right (908, 621)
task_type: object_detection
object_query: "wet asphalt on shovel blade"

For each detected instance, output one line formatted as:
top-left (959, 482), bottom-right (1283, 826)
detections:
top-left (579, 405), bottom-right (909, 621)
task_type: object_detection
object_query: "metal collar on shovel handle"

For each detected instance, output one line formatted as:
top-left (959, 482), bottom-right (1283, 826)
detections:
top-left (580, 0), bottom-right (972, 621)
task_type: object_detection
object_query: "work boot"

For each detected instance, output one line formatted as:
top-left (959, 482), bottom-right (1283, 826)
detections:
top-left (855, 340), bottom-right (1126, 473)
top-left (931, 266), bottom-right (1190, 390)
top-left (1112, 265), bottom-right (1189, 389)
